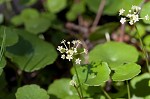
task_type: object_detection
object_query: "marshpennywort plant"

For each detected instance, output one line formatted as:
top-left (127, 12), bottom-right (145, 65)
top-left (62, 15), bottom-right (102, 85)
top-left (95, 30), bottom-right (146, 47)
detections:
top-left (57, 39), bottom-right (88, 99)
top-left (119, 5), bottom-right (150, 73)
top-left (119, 5), bottom-right (149, 25)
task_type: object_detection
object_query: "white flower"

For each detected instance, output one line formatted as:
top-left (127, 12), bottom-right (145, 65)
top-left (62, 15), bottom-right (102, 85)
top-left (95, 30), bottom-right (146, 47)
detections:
top-left (131, 5), bottom-right (141, 12)
top-left (145, 15), bottom-right (149, 20)
top-left (129, 20), bottom-right (134, 25)
top-left (75, 58), bottom-right (81, 64)
top-left (66, 55), bottom-right (73, 61)
top-left (61, 39), bottom-right (66, 44)
top-left (57, 46), bottom-right (64, 53)
top-left (132, 14), bottom-right (139, 23)
top-left (66, 49), bottom-right (74, 55)
top-left (61, 54), bottom-right (65, 59)
top-left (120, 18), bottom-right (126, 24)
top-left (119, 8), bottom-right (125, 16)
top-left (69, 80), bottom-right (77, 86)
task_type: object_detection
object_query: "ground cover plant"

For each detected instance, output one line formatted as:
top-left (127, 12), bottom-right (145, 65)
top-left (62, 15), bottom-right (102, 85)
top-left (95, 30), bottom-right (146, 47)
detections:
top-left (0, 0), bottom-right (150, 99)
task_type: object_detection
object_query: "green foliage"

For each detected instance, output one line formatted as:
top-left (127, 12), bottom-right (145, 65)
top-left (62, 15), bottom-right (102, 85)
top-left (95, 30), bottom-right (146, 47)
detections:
top-left (0, 27), bottom-right (18, 46)
top-left (11, 9), bottom-right (54, 34)
top-left (143, 35), bottom-right (150, 51)
top-left (130, 73), bottom-right (150, 98)
top-left (103, 0), bottom-right (142, 15)
top-left (73, 62), bottom-right (111, 86)
top-left (89, 22), bottom-right (119, 41)
top-left (66, 1), bottom-right (86, 21)
top-left (16, 84), bottom-right (49, 99)
top-left (5, 28), bottom-right (58, 72)
top-left (44, 0), bottom-right (67, 13)
top-left (85, 0), bottom-right (101, 13)
top-left (112, 63), bottom-right (141, 81)
top-left (48, 78), bottom-right (78, 99)
top-left (0, 14), bottom-right (3, 24)
top-left (0, 0), bottom-right (150, 99)
top-left (140, 2), bottom-right (150, 24)
top-left (89, 41), bottom-right (139, 70)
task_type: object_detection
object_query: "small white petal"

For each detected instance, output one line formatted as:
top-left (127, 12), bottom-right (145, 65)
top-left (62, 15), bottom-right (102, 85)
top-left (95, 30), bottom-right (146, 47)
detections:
top-left (75, 58), bottom-right (81, 64)
top-left (145, 15), bottom-right (149, 20)
top-left (66, 55), bottom-right (73, 61)
top-left (119, 8), bottom-right (125, 16)
top-left (120, 18), bottom-right (126, 24)
top-left (61, 39), bottom-right (66, 44)
top-left (61, 54), bottom-right (65, 59)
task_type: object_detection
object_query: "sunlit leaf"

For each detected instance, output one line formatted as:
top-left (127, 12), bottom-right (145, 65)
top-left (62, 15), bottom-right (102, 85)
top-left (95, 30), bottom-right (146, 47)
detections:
top-left (16, 84), bottom-right (49, 99)
top-left (73, 62), bottom-right (111, 86)
top-left (89, 42), bottom-right (139, 70)
top-left (112, 63), bottom-right (141, 81)
top-left (5, 28), bottom-right (57, 72)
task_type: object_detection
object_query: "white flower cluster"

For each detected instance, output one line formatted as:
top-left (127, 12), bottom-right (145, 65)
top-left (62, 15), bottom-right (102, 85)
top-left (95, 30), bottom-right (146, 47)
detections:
top-left (119, 5), bottom-right (149, 25)
top-left (57, 40), bottom-right (88, 64)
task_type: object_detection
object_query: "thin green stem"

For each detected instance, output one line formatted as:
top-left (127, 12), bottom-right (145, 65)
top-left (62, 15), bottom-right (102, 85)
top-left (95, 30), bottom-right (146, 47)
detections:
top-left (74, 85), bottom-right (82, 99)
top-left (135, 26), bottom-right (150, 73)
top-left (101, 87), bottom-right (111, 99)
top-left (126, 80), bottom-right (131, 99)
top-left (73, 65), bottom-right (83, 99)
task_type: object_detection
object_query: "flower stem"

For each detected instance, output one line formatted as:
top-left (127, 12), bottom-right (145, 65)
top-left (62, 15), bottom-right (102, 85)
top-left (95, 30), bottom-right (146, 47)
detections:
top-left (135, 26), bottom-right (150, 73)
top-left (73, 65), bottom-right (83, 99)
top-left (74, 85), bottom-right (82, 99)
top-left (126, 80), bottom-right (131, 99)
top-left (101, 87), bottom-right (111, 99)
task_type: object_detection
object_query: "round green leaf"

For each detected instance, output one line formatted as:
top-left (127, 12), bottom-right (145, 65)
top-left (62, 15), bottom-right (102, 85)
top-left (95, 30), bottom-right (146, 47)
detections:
top-left (89, 41), bottom-right (139, 70)
top-left (11, 15), bottom-right (23, 26)
top-left (112, 63), bottom-right (141, 81)
top-left (0, 26), bottom-right (19, 46)
top-left (48, 78), bottom-right (78, 98)
top-left (73, 62), bottom-right (111, 86)
top-left (21, 8), bottom-right (39, 21)
top-left (140, 2), bottom-right (150, 24)
top-left (5, 28), bottom-right (58, 72)
top-left (16, 84), bottom-right (49, 99)
top-left (66, 1), bottom-right (85, 21)
top-left (44, 0), bottom-right (67, 13)
top-left (130, 73), bottom-right (150, 98)
top-left (24, 17), bottom-right (51, 34)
